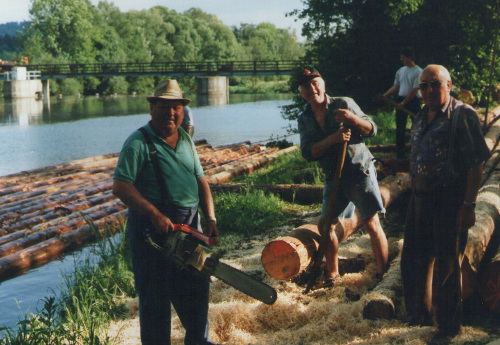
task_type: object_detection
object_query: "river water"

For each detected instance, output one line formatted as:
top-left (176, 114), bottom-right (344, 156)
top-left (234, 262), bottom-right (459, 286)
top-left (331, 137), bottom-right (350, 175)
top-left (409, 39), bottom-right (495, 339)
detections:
top-left (0, 93), bottom-right (299, 330)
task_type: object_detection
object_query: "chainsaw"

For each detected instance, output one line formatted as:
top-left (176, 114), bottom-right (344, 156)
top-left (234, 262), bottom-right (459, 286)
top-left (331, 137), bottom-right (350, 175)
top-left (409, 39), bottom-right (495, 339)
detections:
top-left (145, 224), bottom-right (277, 305)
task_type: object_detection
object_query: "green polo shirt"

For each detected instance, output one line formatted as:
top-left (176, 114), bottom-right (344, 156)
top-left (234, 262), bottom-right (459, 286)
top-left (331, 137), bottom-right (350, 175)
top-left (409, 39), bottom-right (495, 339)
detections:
top-left (113, 123), bottom-right (204, 208)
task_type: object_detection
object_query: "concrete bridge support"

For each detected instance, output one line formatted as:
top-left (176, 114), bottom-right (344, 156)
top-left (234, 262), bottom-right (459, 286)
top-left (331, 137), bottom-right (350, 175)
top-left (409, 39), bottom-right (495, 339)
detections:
top-left (3, 67), bottom-right (43, 99)
top-left (3, 80), bottom-right (43, 99)
top-left (196, 76), bottom-right (228, 106)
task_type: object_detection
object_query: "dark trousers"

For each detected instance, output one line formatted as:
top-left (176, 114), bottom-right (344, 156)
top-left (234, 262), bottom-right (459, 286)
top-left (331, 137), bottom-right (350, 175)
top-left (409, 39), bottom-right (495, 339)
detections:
top-left (128, 206), bottom-right (210, 345)
top-left (396, 96), bottom-right (421, 158)
top-left (401, 190), bottom-right (467, 333)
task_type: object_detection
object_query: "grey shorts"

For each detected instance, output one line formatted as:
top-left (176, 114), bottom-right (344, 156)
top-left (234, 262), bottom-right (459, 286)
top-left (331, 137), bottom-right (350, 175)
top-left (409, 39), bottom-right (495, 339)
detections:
top-left (321, 161), bottom-right (385, 221)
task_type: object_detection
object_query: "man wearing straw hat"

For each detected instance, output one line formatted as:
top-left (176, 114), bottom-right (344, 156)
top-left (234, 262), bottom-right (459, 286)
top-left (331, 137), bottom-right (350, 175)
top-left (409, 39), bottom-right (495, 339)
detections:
top-left (113, 79), bottom-right (219, 345)
top-left (297, 68), bottom-right (389, 289)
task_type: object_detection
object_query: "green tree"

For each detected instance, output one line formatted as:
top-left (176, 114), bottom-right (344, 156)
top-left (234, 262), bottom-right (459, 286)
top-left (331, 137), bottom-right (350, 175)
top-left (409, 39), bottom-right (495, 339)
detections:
top-left (24, 0), bottom-right (100, 63)
top-left (285, 0), bottom-right (498, 121)
top-left (234, 23), bottom-right (303, 61)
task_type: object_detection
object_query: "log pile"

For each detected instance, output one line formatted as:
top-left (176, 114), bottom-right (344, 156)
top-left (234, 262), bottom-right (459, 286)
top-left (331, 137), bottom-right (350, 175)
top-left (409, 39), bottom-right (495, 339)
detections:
top-left (0, 141), bottom-right (296, 282)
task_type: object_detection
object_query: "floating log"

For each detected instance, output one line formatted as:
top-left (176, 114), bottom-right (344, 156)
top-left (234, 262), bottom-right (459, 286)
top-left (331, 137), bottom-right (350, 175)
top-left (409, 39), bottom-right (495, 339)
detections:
top-left (0, 211), bottom-right (127, 281)
top-left (205, 146), bottom-right (298, 183)
top-left (261, 174), bottom-right (410, 280)
top-left (362, 239), bottom-right (404, 319)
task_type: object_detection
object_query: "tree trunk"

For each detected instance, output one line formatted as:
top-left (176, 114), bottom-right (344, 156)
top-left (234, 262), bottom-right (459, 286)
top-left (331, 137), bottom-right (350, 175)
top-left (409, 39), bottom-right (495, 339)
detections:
top-left (261, 174), bottom-right (410, 280)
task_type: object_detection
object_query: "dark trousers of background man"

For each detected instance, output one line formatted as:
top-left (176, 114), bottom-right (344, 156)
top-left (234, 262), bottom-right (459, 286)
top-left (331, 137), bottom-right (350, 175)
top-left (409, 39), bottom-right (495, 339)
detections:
top-left (396, 96), bottom-right (421, 159)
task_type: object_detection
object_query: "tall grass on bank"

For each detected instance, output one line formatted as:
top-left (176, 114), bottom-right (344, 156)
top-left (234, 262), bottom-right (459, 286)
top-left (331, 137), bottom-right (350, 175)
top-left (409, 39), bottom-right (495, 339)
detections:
top-left (232, 149), bottom-right (323, 185)
top-left (213, 189), bottom-right (315, 238)
top-left (0, 225), bottom-right (135, 345)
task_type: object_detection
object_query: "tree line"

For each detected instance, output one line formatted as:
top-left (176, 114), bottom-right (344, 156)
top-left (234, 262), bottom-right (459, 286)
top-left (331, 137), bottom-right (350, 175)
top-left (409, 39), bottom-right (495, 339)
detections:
top-left (283, 0), bottom-right (499, 123)
top-left (0, 0), bottom-right (304, 96)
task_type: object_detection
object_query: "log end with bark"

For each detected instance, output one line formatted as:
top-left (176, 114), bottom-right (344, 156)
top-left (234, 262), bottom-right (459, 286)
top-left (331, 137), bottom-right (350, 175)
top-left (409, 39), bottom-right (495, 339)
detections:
top-left (261, 224), bottom-right (320, 281)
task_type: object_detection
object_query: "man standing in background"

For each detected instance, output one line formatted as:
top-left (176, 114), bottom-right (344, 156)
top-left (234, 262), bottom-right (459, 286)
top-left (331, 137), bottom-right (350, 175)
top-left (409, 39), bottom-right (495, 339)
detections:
top-left (381, 47), bottom-right (422, 158)
top-left (182, 105), bottom-right (195, 137)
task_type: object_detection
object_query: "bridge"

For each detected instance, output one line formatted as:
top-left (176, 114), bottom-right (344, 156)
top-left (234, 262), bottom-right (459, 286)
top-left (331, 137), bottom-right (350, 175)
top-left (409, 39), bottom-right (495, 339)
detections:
top-left (3, 60), bottom-right (303, 80)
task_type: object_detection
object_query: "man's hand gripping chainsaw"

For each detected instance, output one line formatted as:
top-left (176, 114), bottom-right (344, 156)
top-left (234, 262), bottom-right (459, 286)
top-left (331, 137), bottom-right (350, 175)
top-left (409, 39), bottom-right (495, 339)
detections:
top-left (145, 224), bottom-right (277, 305)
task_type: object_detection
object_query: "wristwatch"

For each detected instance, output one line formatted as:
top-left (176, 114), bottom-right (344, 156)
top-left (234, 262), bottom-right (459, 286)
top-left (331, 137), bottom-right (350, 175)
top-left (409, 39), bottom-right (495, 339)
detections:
top-left (207, 216), bottom-right (217, 224)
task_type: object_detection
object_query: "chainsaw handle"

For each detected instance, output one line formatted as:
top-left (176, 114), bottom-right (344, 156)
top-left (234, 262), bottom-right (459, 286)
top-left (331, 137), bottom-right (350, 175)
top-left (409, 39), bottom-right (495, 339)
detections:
top-left (173, 224), bottom-right (218, 246)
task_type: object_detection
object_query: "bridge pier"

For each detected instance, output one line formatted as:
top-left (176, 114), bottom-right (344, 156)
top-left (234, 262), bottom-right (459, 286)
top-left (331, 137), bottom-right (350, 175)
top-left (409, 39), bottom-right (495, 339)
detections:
top-left (3, 67), bottom-right (43, 99)
top-left (196, 76), bottom-right (228, 106)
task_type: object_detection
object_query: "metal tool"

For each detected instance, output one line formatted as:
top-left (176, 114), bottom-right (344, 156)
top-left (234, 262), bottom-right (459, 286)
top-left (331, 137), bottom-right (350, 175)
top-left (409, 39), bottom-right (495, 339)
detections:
top-left (146, 224), bottom-right (277, 305)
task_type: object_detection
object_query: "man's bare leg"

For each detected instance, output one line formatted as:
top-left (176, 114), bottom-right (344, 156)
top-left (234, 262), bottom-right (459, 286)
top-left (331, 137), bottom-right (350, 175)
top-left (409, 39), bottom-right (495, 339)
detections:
top-left (361, 213), bottom-right (389, 274)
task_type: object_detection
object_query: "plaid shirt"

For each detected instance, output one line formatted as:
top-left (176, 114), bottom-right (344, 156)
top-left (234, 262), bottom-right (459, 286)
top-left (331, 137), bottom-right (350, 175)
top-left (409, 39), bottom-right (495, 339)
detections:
top-left (410, 97), bottom-right (490, 192)
top-left (298, 96), bottom-right (376, 176)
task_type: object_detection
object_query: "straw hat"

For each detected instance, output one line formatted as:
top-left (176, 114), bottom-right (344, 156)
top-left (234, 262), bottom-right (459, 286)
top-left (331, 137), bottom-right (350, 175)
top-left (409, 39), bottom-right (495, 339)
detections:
top-left (147, 79), bottom-right (191, 105)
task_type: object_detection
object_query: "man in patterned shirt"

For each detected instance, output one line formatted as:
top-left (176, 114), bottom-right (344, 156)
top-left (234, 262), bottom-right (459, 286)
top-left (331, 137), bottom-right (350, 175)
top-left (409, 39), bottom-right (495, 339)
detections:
top-left (401, 65), bottom-right (490, 342)
top-left (297, 68), bottom-right (389, 286)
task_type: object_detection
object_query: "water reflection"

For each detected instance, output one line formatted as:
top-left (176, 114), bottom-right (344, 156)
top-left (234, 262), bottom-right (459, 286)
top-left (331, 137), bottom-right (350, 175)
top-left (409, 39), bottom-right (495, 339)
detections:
top-left (1, 98), bottom-right (44, 126)
top-left (197, 94), bottom-right (228, 106)
top-left (0, 93), bottom-right (292, 126)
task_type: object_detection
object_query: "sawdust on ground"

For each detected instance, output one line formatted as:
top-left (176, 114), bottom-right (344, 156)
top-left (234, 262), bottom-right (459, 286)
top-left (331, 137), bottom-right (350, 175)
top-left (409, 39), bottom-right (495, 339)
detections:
top-left (107, 212), bottom-right (500, 345)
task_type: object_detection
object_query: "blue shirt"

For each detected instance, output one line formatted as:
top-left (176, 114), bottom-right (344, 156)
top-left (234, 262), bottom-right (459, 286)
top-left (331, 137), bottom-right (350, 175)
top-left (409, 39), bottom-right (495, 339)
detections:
top-left (298, 96), bottom-right (377, 176)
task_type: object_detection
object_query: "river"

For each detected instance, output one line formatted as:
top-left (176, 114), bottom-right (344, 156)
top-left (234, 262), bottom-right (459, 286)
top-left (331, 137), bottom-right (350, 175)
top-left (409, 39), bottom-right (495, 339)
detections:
top-left (0, 93), bottom-right (299, 330)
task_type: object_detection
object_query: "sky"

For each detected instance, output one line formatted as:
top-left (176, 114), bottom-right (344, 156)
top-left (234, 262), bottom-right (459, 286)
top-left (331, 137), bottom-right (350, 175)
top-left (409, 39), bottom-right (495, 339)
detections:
top-left (2, 0), bottom-right (307, 40)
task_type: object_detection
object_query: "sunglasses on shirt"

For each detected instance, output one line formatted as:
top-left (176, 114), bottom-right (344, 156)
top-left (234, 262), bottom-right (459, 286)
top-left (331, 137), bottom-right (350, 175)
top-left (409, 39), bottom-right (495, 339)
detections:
top-left (419, 80), bottom-right (443, 91)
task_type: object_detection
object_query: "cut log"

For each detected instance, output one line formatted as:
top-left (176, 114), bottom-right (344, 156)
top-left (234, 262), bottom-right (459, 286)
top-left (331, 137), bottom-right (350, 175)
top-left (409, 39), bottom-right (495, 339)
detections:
top-left (363, 239), bottom-right (404, 319)
top-left (368, 143), bottom-right (410, 153)
top-left (462, 166), bottom-right (500, 299)
top-left (478, 221), bottom-right (500, 314)
top-left (261, 174), bottom-right (410, 280)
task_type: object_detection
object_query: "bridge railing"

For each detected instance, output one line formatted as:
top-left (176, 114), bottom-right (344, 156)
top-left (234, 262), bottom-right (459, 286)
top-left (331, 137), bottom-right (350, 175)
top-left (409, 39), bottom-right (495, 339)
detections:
top-left (15, 60), bottom-right (303, 78)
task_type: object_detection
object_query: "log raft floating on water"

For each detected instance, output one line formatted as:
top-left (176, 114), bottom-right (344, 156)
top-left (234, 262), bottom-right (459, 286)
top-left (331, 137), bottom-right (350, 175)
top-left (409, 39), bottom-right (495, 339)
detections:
top-left (0, 141), bottom-right (297, 282)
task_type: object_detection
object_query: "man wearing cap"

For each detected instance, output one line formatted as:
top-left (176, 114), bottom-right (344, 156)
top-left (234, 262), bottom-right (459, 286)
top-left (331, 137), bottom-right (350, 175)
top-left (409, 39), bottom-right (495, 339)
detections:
top-left (113, 79), bottom-right (219, 345)
top-left (297, 68), bottom-right (389, 286)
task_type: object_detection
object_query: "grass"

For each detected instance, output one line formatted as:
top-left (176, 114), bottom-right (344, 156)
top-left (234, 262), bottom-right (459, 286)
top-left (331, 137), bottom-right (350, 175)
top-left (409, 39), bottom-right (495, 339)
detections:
top-left (0, 225), bottom-right (135, 345)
